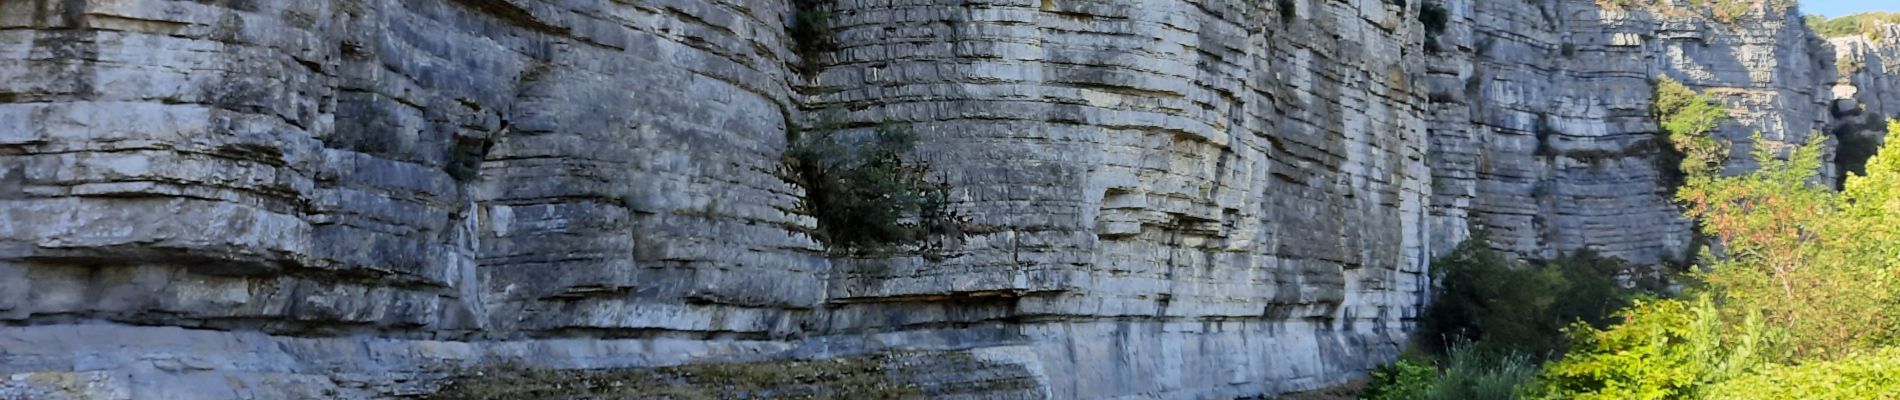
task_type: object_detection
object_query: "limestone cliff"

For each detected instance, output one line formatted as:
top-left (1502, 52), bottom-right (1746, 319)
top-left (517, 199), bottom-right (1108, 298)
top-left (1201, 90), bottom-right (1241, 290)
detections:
top-left (1828, 26), bottom-right (1900, 181)
top-left (1425, 0), bottom-right (1891, 264)
top-left (0, 0), bottom-right (1425, 398)
top-left (0, 0), bottom-right (1890, 399)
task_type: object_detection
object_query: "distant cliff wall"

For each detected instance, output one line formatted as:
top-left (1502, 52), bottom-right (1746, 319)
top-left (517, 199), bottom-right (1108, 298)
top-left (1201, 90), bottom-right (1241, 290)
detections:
top-left (1423, 0), bottom-right (1888, 264)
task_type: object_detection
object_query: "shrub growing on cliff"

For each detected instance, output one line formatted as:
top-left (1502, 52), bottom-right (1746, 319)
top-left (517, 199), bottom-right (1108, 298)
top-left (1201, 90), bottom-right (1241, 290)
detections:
top-left (1419, 240), bottom-right (1564, 356)
top-left (1652, 77), bottom-right (1731, 186)
top-left (784, 121), bottom-right (951, 252)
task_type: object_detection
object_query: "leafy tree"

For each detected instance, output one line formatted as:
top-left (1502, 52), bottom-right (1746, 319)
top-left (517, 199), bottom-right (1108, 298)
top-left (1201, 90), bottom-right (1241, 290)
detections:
top-left (1680, 132), bottom-right (1900, 359)
top-left (1539, 121), bottom-right (1900, 398)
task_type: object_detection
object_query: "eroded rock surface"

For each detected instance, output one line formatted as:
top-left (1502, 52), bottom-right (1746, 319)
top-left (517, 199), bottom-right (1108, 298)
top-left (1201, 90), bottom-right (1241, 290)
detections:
top-left (1424, 0), bottom-right (1895, 264)
top-left (0, 0), bottom-right (1423, 398)
top-left (0, 0), bottom-right (1893, 399)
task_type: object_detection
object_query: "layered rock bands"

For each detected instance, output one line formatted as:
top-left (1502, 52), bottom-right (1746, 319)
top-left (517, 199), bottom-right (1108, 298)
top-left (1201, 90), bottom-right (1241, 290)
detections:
top-left (0, 0), bottom-right (1892, 398)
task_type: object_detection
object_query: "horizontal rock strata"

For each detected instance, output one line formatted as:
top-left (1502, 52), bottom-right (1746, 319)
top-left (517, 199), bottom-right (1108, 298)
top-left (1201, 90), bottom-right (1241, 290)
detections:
top-left (0, 0), bottom-right (1894, 398)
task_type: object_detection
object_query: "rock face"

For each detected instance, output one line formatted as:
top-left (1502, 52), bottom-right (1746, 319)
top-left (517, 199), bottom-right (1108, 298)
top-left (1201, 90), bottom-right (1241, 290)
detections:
top-left (1827, 26), bottom-right (1900, 181)
top-left (0, 0), bottom-right (1891, 399)
top-left (1424, 0), bottom-right (1889, 264)
top-left (0, 0), bottom-right (1426, 398)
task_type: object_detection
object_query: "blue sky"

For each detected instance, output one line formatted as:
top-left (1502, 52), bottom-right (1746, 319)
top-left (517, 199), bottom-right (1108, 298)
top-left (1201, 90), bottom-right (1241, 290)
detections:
top-left (1800, 0), bottom-right (1895, 17)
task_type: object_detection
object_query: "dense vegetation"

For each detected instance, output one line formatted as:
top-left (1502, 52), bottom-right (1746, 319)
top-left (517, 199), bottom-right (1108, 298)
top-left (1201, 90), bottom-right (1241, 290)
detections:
top-left (1529, 126), bottom-right (1900, 398)
top-left (1417, 240), bottom-right (1656, 360)
top-left (1368, 84), bottom-right (1900, 398)
top-left (1365, 346), bottom-right (1537, 400)
top-left (1804, 12), bottom-right (1900, 39)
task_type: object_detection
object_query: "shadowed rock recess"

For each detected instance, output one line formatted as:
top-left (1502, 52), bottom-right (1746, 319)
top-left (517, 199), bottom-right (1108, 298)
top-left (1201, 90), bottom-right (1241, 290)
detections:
top-left (0, 0), bottom-right (1892, 398)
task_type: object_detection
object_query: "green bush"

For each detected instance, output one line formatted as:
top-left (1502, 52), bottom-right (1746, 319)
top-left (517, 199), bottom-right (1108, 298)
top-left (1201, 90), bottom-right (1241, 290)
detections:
top-left (1362, 345), bottom-right (1539, 400)
top-left (1706, 347), bottom-right (1900, 399)
top-left (1532, 296), bottom-right (1780, 400)
top-left (1652, 77), bottom-right (1731, 186)
top-left (1433, 347), bottom-right (1539, 400)
top-left (784, 121), bottom-right (950, 252)
top-left (1418, 240), bottom-right (1649, 359)
top-left (1419, 239), bottom-right (1564, 356)
top-left (1364, 357), bottom-right (1437, 400)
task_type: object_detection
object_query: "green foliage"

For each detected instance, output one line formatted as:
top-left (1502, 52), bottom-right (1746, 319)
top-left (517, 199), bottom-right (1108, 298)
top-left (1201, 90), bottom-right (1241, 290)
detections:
top-left (1546, 249), bottom-right (1669, 325)
top-left (1418, 239), bottom-right (1651, 359)
top-left (1805, 12), bottom-right (1900, 40)
top-left (1652, 77), bottom-right (1732, 185)
top-left (1431, 347), bottom-right (1540, 400)
top-left (1276, 0), bottom-right (1296, 21)
top-left (1419, 240), bottom-right (1564, 356)
top-left (1365, 356), bottom-right (1438, 400)
top-left (1363, 345), bottom-right (1540, 400)
top-left (1540, 121), bottom-right (1900, 398)
top-left (1533, 296), bottom-right (1781, 400)
top-left (1706, 347), bottom-right (1900, 399)
top-left (784, 121), bottom-right (951, 252)
top-left (1679, 131), bottom-right (1900, 359)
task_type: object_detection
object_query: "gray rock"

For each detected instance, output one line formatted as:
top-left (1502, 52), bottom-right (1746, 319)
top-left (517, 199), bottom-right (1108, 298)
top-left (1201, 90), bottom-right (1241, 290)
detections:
top-left (0, 0), bottom-right (1893, 399)
top-left (1424, 0), bottom-right (1884, 264)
